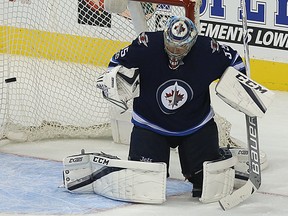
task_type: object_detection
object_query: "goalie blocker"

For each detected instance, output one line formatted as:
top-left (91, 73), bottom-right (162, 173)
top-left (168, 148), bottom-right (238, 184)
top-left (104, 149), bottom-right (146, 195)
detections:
top-left (215, 66), bottom-right (274, 117)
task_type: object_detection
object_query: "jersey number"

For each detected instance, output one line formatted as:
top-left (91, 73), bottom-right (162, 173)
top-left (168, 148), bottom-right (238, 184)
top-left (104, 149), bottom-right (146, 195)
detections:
top-left (120, 47), bottom-right (129, 57)
top-left (221, 45), bottom-right (232, 59)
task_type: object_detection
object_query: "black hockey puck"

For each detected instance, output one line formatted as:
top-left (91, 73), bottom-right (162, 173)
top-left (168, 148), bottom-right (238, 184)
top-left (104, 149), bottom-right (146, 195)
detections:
top-left (5, 77), bottom-right (17, 83)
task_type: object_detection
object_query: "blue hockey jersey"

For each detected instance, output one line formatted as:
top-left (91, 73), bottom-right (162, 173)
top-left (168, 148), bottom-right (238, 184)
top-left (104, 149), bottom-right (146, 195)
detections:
top-left (108, 31), bottom-right (246, 136)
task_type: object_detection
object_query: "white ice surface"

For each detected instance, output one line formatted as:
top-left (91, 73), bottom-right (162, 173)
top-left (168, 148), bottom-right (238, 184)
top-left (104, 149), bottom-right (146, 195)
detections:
top-left (0, 84), bottom-right (288, 216)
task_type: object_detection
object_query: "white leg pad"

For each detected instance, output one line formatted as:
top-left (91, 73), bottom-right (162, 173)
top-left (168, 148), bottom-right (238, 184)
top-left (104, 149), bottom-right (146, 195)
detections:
top-left (200, 156), bottom-right (238, 203)
top-left (63, 153), bottom-right (167, 204)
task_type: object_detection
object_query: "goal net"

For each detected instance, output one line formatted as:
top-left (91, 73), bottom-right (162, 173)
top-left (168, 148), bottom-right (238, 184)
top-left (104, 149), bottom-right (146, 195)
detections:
top-left (0, 0), bottom-right (238, 147)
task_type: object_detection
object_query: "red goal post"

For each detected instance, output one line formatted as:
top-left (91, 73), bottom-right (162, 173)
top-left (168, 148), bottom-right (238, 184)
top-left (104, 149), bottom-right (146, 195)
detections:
top-left (131, 0), bottom-right (201, 26)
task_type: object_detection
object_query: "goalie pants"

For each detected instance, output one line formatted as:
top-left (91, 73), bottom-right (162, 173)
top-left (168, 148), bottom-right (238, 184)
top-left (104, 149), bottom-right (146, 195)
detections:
top-left (128, 119), bottom-right (220, 187)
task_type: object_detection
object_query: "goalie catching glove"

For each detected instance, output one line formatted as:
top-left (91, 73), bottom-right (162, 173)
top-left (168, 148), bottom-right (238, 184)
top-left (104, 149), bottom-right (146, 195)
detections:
top-left (62, 150), bottom-right (167, 204)
top-left (216, 67), bottom-right (274, 117)
top-left (96, 65), bottom-right (140, 113)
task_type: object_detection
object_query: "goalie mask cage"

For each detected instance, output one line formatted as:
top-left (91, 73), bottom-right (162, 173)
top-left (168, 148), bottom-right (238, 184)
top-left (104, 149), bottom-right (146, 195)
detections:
top-left (0, 0), bottom-right (234, 146)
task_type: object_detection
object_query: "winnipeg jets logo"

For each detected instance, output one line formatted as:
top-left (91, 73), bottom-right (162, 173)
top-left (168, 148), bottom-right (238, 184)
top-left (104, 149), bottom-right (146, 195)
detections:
top-left (171, 21), bottom-right (188, 38)
top-left (156, 79), bottom-right (193, 114)
top-left (165, 82), bottom-right (184, 108)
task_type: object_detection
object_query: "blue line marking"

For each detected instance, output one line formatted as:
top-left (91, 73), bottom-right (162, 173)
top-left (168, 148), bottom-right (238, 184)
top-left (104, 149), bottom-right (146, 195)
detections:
top-left (0, 153), bottom-right (191, 214)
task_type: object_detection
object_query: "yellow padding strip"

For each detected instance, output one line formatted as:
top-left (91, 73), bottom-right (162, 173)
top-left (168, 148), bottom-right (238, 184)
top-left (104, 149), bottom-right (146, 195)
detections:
top-left (0, 26), bottom-right (129, 66)
top-left (250, 59), bottom-right (288, 91)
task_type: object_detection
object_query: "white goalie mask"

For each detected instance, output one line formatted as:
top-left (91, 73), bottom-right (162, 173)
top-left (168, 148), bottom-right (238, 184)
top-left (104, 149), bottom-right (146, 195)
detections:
top-left (163, 16), bottom-right (198, 69)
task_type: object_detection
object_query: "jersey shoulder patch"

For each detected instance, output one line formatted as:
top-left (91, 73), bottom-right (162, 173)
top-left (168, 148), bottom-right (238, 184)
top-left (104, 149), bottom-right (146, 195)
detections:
top-left (210, 38), bottom-right (220, 53)
top-left (137, 32), bottom-right (149, 47)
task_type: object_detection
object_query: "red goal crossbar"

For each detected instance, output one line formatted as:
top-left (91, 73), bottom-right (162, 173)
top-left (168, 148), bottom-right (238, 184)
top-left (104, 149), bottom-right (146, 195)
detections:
top-left (131, 0), bottom-right (197, 23)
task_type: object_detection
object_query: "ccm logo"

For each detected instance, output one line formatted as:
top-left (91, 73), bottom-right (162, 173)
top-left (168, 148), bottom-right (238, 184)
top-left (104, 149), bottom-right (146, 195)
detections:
top-left (238, 150), bottom-right (248, 155)
top-left (236, 74), bottom-right (268, 94)
top-left (69, 157), bottom-right (83, 163)
top-left (93, 156), bottom-right (109, 165)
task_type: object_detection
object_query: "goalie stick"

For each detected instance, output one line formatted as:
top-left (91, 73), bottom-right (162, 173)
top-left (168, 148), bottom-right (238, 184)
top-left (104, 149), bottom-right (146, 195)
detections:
top-left (219, 0), bottom-right (262, 210)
